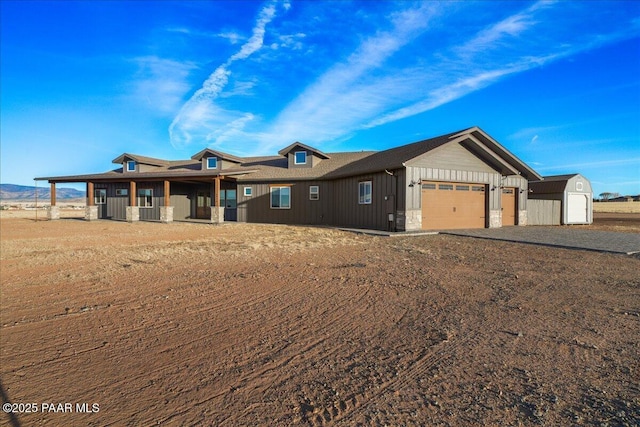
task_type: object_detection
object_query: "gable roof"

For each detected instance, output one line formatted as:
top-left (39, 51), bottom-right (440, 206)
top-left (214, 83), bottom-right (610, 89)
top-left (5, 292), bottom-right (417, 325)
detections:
top-left (323, 127), bottom-right (542, 180)
top-left (36, 127), bottom-right (542, 183)
top-left (112, 153), bottom-right (169, 167)
top-left (453, 127), bottom-right (542, 180)
top-left (529, 174), bottom-right (586, 194)
top-left (323, 130), bottom-right (460, 179)
top-left (190, 148), bottom-right (243, 163)
top-left (277, 142), bottom-right (330, 159)
top-left (530, 174), bottom-right (579, 183)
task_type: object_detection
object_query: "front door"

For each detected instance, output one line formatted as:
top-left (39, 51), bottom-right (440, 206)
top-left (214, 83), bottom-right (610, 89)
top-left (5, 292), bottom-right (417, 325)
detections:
top-left (94, 188), bottom-right (108, 219)
top-left (501, 188), bottom-right (517, 226)
top-left (196, 191), bottom-right (211, 219)
top-left (221, 189), bottom-right (237, 221)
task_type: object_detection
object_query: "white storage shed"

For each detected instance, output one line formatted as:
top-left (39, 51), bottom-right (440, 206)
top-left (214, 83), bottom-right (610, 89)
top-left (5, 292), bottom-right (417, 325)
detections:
top-left (528, 174), bottom-right (593, 225)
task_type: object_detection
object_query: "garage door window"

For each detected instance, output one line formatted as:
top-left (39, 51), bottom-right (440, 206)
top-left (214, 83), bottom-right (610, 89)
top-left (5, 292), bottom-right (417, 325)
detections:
top-left (456, 185), bottom-right (469, 191)
top-left (439, 184), bottom-right (454, 190)
top-left (472, 186), bottom-right (485, 192)
top-left (421, 183), bottom-right (436, 190)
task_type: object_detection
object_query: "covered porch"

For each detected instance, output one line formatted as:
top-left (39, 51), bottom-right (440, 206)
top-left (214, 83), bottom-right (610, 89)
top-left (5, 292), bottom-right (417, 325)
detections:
top-left (42, 175), bottom-right (239, 224)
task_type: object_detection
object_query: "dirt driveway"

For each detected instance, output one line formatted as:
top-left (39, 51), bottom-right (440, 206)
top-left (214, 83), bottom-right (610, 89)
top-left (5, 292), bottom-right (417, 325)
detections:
top-left (1, 217), bottom-right (639, 426)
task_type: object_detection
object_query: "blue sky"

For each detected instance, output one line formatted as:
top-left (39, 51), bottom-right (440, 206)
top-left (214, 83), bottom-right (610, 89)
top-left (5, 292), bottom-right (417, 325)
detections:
top-left (1, 0), bottom-right (639, 197)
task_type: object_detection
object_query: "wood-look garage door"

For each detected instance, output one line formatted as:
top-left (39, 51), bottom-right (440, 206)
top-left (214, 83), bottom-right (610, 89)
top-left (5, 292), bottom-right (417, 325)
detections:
top-left (421, 181), bottom-right (486, 230)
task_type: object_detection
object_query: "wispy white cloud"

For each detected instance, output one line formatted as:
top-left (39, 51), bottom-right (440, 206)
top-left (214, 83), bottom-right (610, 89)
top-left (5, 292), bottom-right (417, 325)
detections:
top-left (166, 0), bottom-right (640, 155)
top-left (166, 26), bottom-right (245, 44)
top-left (535, 157), bottom-right (640, 171)
top-left (169, 0), bottom-right (285, 148)
top-left (251, 2), bottom-right (443, 151)
top-left (130, 56), bottom-right (197, 115)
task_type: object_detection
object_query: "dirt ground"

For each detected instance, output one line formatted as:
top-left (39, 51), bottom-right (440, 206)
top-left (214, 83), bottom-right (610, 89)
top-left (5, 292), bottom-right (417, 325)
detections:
top-left (1, 215), bottom-right (638, 426)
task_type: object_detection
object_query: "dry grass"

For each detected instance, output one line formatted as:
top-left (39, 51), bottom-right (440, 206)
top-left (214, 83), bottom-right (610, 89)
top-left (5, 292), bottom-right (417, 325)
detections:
top-left (593, 201), bottom-right (640, 213)
top-left (1, 218), bottom-right (639, 426)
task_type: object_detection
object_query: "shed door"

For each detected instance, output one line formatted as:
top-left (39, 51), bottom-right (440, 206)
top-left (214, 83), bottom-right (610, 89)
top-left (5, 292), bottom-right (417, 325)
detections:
top-left (421, 182), bottom-right (486, 230)
top-left (501, 188), bottom-right (517, 226)
top-left (567, 193), bottom-right (588, 223)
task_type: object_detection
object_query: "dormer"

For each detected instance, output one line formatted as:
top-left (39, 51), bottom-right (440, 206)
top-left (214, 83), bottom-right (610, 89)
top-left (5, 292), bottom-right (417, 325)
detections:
top-left (191, 148), bottom-right (243, 171)
top-left (277, 142), bottom-right (330, 169)
top-left (112, 153), bottom-right (168, 173)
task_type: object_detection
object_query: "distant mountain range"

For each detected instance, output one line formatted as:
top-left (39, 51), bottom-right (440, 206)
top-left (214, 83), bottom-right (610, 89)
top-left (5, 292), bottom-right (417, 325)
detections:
top-left (0, 184), bottom-right (85, 201)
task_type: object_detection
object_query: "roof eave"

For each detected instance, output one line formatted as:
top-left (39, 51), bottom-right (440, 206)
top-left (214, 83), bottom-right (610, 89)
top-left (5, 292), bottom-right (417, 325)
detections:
top-left (469, 128), bottom-right (543, 180)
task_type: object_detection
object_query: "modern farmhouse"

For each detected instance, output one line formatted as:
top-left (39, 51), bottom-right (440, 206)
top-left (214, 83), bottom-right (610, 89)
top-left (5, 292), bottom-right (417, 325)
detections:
top-left (36, 127), bottom-right (543, 231)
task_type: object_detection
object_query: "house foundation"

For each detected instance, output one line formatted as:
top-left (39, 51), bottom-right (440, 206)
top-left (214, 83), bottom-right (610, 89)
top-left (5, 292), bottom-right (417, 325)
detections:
top-left (404, 209), bottom-right (422, 231)
top-left (47, 206), bottom-right (60, 220)
top-left (519, 210), bottom-right (527, 226)
top-left (160, 206), bottom-right (174, 223)
top-left (211, 207), bottom-right (225, 224)
top-left (85, 206), bottom-right (98, 221)
top-left (489, 210), bottom-right (502, 228)
top-left (126, 206), bottom-right (140, 222)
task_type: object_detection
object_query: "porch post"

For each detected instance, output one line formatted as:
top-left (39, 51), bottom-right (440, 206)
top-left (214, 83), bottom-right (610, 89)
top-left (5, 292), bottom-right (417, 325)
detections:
top-left (85, 181), bottom-right (98, 221)
top-left (126, 181), bottom-right (139, 222)
top-left (129, 181), bottom-right (136, 207)
top-left (87, 182), bottom-right (95, 206)
top-left (160, 180), bottom-right (173, 223)
top-left (47, 182), bottom-right (60, 220)
top-left (50, 182), bottom-right (56, 206)
top-left (214, 176), bottom-right (221, 207)
top-left (211, 176), bottom-right (224, 224)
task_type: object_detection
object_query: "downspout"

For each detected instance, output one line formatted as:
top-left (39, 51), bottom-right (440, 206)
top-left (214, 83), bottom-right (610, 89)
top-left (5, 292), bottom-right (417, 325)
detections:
top-left (384, 169), bottom-right (397, 232)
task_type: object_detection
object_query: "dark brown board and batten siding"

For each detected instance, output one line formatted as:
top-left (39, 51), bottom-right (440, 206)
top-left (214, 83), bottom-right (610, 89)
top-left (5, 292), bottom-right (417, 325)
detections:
top-left (236, 181), bottom-right (334, 225)
top-left (332, 170), bottom-right (403, 231)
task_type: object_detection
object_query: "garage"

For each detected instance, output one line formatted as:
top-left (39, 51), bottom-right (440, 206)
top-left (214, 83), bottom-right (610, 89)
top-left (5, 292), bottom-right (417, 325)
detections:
top-left (421, 181), bottom-right (486, 230)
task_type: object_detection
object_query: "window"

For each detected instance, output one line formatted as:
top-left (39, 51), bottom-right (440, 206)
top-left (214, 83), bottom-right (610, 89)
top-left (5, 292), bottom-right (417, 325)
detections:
top-left (94, 189), bottom-right (106, 205)
top-left (309, 185), bottom-right (319, 200)
top-left (222, 189), bottom-right (237, 209)
top-left (294, 151), bottom-right (307, 165)
top-left (438, 184), bottom-right (454, 190)
top-left (115, 188), bottom-right (128, 197)
top-left (207, 157), bottom-right (218, 169)
top-left (421, 183), bottom-right (436, 190)
top-left (456, 185), bottom-right (469, 191)
top-left (270, 186), bottom-right (291, 209)
top-left (472, 185), bottom-right (485, 192)
top-left (243, 186), bottom-right (252, 197)
top-left (359, 181), bottom-right (372, 204)
top-left (576, 182), bottom-right (583, 191)
top-left (126, 161), bottom-right (136, 172)
top-left (137, 189), bottom-right (153, 208)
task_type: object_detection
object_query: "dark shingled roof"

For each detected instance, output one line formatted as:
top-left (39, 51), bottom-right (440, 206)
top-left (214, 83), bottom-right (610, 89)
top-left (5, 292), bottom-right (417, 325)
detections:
top-left (529, 174), bottom-right (581, 194)
top-left (36, 127), bottom-right (541, 183)
top-left (111, 153), bottom-right (170, 167)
